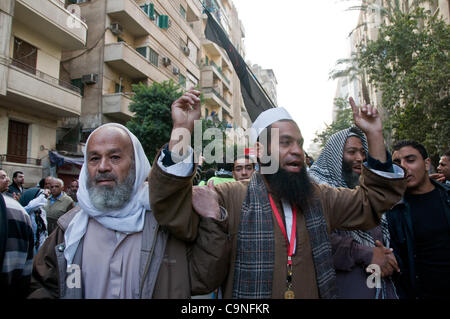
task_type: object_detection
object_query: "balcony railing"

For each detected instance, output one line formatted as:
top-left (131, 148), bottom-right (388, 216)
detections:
top-left (203, 60), bottom-right (230, 85)
top-left (203, 86), bottom-right (231, 108)
top-left (0, 154), bottom-right (41, 166)
top-left (2, 57), bottom-right (81, 95)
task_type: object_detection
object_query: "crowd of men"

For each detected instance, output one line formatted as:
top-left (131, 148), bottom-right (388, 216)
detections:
top-left (0, 89), bottom-right (449, 300)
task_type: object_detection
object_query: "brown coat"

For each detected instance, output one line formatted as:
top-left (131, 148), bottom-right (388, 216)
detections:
top-left (29, 201), bottom-right (230, 298)
top-left (150, 161), bottom-right (407, 299)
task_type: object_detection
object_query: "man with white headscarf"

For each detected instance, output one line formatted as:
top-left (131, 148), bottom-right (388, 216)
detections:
top-left (309, 127), bottom-right (399, 299)
top-left (28, 92), bottom-right (229, 299)
top-left (150, 97), bottom-right (407, 299)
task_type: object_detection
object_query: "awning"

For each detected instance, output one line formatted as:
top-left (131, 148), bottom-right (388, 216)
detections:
top-left (49, 151), bottom-right (84, 167)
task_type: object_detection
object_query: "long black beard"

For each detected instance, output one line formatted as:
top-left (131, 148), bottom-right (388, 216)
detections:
top-left (342, 161), bottom-right (360, 189)
top-left (264, 166), bottom-right (314, 210)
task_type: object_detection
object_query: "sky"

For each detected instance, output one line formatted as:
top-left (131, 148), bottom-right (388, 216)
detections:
top-left (232, 0), bottom-right (361, 155)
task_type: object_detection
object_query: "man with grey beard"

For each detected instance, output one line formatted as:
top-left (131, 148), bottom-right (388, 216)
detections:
top-left (87, 159), bottom-right (135, 210)
top-left (29, 119), bottom-right (230, 299)
top-left (309, 127), bottom-right (399, 299)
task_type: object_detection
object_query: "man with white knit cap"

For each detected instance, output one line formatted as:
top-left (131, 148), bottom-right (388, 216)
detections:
top-left (150, 97), bottom-right (407, 299)
top-left (28, 90), bottom-right (229, 299)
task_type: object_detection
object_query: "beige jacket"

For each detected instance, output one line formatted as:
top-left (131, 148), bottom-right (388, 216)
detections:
top-left (150, 160), bottom-right (407, 299)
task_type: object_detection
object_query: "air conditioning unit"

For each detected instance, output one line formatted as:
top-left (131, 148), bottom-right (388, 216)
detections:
top-left (110, 23), bottom-right (123, 36)
top-left (172, 66), bottom-right (180, 75)
top-left (162, 57), bottom-right (171, 67)
top-left (81, 73), bottom-right (98, 84)
top-left (182, 46), bottom-right (190, 56)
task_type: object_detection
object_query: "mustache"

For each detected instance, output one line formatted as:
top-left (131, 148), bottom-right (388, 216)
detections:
top-left (93, 172), bottom-right (117, 183)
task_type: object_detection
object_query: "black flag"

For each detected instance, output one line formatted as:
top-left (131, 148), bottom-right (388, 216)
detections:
top-left (204, 9), bottom-right (275, 122)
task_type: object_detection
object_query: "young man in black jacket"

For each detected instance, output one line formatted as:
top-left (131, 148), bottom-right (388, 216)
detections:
top-left (387, 140), bottom-right (450, 299)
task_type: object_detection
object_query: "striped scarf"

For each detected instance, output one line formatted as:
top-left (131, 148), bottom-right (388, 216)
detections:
top-left (232, 172), bottom-right (337, 299)
top-left (308, 126), bottom-right (394, 298)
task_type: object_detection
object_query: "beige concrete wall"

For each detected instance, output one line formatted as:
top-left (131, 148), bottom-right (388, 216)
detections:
top-left (0, 106), bottom-right (57, 159)
top-left (63, 0), bottom-right (106, 130)
top-left (11, 20), bottom-right (62, 78)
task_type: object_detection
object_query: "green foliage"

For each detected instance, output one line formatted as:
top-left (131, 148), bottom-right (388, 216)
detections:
top-left (357, 5), bottom-right (450, 162)
top-left (125, 80), bottom-right (232, 166)
top-left (126, 80), bottom-right (183, 163)
top-left (314, 97), bottom-right (354, 148)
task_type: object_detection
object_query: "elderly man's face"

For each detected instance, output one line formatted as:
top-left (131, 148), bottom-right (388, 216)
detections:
top-left (0, 170), bottom-right (10, 193)
top-left (86, 126), bottom-right (135, 210)
top-left (50, 180), bottom-right (63, 197)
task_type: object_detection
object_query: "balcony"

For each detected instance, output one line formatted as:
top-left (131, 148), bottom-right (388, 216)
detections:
top-left (201, 38), bottom-right (232, 68)
top-left (102, 92), bottom-right (135, 122)
top-left (106, 0), bottom-right (149, 37)
top-left (202, 86), bottom-right (232, 117)
top-left (14, 0), bottom-right (88, 50)
top-left (106, 0), bottom-right (200, 78)
top-left (104, 42), bottom-right (166, 82)
top-left (202, 61), bottom-right (231, 90)
top-left (0, 57), bottom-right (82, 117)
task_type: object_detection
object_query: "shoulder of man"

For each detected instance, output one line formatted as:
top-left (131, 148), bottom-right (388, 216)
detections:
top-left (2, 193), bottom-right (32, 226)
top-left (57, 206), bottom-right (82, 231)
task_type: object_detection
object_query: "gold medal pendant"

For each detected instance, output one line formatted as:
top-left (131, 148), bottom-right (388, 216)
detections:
top-left (284, 289), bottom-right (295, 299)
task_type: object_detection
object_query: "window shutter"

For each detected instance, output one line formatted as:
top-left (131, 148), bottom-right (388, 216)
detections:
top-left (140, 4), bottom-right (149, 14)
top-left (158, 15), bottom-right (169, 29)
top-left (149, 3), bottom-right (155, 20)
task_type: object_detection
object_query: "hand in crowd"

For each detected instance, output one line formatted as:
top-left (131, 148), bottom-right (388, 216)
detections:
top-left (429, 173), bottom-right (446, 183)
top-left (349, 97), bottom-right (386, 162)
top-left (192, 182), bottom-right (220, 220)
top-left (370, 240), bottom-right (400, 278)
top-left (349, 97), bottom-right (382, 134)
top-left (12, 192), bottom-right (21, 202)
top-left (171, 88), bottom-right (201, 133)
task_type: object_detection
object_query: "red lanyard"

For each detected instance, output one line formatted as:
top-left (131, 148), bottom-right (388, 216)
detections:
top-left (268, 194), bottom-right (297, 265)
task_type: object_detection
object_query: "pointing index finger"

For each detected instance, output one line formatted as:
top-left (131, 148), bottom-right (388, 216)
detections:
top-left (349, 97), bottom-right (358, 117)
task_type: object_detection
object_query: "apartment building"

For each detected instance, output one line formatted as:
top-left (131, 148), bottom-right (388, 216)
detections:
top-left (333, 0), bottom-right (449, 120)
top-left (0, 0), bottom-right (88, 187)
top-left (198, 0), bottom-right (249, 129)
top-left (250, 63), bottom-right (278, 107)
top-left (59, 0), bottom-right (203, 145)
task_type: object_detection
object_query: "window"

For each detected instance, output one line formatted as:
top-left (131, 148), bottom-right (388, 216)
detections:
top-left (154, 10), bottom-right (160, 25)
top-left (178, 74), bottom-right (186, 88)
top-left (115, 83), bottom-right (124, 93)
top-left (158, 15), bottom-right (169, 29)
top-left (136, 47), bottom-right (147, 58)
top-left (140, 3), bottom-right (155, 20)
top-left (7, 120), bottom-right (28, 164)
top-left (69, 0), bottom-right (89, 3)
top-left (179, 5), bottom-right (186, 20)
top-left (71, 78), bottom-right (84, 96)
top-left (13, 37), bottom-right (37, 74)
top-left (148, 47), bottom-right (159, 67)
